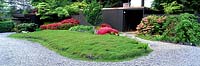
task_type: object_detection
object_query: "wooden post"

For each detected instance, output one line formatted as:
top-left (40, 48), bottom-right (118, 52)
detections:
top-left (141, 0), bottom-right (144, 7)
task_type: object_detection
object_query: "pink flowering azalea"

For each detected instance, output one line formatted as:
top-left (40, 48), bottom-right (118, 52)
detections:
top-left (142, 17), bottom-right (148, 22)
top-left (157, 18), bottom-right (163, 23)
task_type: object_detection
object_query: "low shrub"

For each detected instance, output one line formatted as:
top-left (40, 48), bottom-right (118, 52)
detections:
top-left (0, 21), bottom-right (14, 32)
top-left (15, 23), bottom-right (38, 33)
top-left (136, 15), bottom-right (166, 35)
top-left (69, 25), bottom-right (94, 33)
top-left (40, 18), bottom-right (79, 30)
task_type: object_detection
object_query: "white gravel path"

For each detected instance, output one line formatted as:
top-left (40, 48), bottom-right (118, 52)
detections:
top-left (1, 32), bottom-right (200, 66)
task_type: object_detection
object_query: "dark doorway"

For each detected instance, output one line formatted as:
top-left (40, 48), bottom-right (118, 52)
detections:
top-left (123, 10), bottom-right (143, 31)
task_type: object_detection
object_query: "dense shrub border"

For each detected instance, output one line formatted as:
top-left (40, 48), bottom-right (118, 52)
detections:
top-left (0, 21), bottom-right (14, 33)
top-left (10, 30), bottom-right (152, 62)
top-left (136, 13), bottom-right (200, 46)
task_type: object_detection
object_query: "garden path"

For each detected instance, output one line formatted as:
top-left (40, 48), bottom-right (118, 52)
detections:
top-left (0, 33), bottom-right (200, 66)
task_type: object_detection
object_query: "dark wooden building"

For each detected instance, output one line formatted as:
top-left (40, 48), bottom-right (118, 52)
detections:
top-left (72, 0), bottom-right (152, 32)
top-left (73, 7), bottom-right (156, 32)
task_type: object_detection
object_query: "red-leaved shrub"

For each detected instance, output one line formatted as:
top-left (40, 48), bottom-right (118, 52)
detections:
top-left (47, 23), bottom-right (62, 30)
top-left (40, 25), bottom-right (47, 30)
top-left (97, 27), bottom-right (119, 35)
top-left (60, 18), bottom-right (79, 24)
top-left (97, 23), bottom-right (119, 35)
top-left (40, 18), bottom-right (79, 30)
top-left (100, 23), bottom-right (111, 28)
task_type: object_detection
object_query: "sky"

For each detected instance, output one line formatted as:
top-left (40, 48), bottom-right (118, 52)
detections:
top-left (130, 0), bottom-right (154, 7)
top-left (145, 0), bottom-right (154, 7)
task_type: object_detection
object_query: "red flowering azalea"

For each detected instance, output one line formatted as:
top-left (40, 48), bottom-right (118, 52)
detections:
top-left (46, 23), bottom-right (62, 30)
top-left (40, 25), bottom-right (47, 30)
top-left (60, 18), bottom-right (79, 25)
top-left (40, 18), bottom-right (79, 30)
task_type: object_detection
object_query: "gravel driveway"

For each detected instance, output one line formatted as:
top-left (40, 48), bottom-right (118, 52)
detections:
top-left (1, 33), bottom-right (200, 66)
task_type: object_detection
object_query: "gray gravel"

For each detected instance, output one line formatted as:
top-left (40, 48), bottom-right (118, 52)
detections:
top-left (1, 33), bottom-right (200, 66)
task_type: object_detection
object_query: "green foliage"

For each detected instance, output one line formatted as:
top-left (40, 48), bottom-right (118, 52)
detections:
top-left (161, 15), bottom-right (179, 32)
top-left (35, 2), bottom-right (70, 19)
top-left (152, 0), bottom-right (200, 13)
top-left (137, 13), bottom-right (200, 46)
top-left (15, 23), bottom-right (38, 33)
top-left (10, 30), bottom-right (152, 62)
top-left (71, 2), bottom-right (88, 9)
top-left (0, 0), bottom-right (11, 21)
top-left (161, 1), bottom-right (183, 14)
top-left (65, 5), bottom-right (80, 15)
top-left (35, 2), bottom-right (52, 19)
top-left (31, 0), bottom-right (70, 7)
top-left (161, 13), bottom-right (200, 46)
top-left (0, 21), bottom-right (14, 33)
top-left (69, 25), bottom-right (94, 33)
top-left (34, 1), bottom-right (82, 19)
top-left (54, 7), bottom-right (70, 18)
top-left (83, 0), bottom-right (103, 26)
top-left (35, 28), bottom-right (42, 31)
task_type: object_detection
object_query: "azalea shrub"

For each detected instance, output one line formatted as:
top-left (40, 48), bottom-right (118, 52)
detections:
top-left (40, 18), bottom-right (79, 30)
top-left (97, 23), bottom-right (119, 35)
top-left (136, 15), bottom-right (166, 35)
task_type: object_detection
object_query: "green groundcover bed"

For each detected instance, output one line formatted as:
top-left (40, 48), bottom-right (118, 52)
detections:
top-left (10, 30), bottom-right (152, 62)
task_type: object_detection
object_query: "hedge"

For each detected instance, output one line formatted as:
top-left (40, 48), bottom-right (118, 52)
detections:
top-left (0, 21), bottom-right (14, 33)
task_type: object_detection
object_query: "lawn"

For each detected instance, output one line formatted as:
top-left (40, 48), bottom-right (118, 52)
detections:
top-left (10, 30), bottom-right (152, 62)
